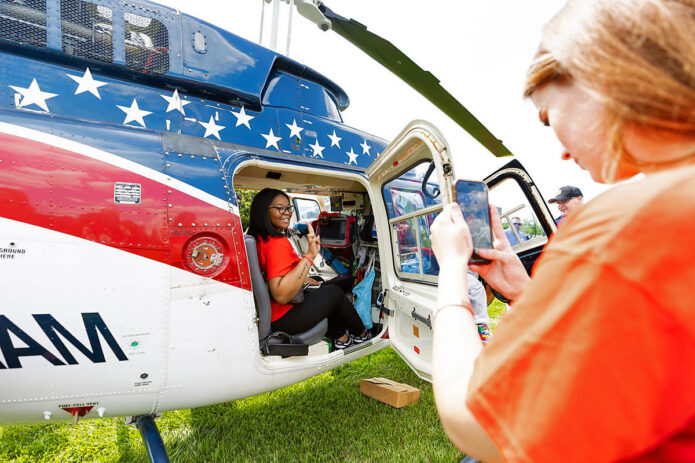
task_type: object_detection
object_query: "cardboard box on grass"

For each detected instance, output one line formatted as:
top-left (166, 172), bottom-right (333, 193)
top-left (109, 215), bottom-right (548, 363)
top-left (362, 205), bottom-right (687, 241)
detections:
top-left (360, 377), bottom-right (420, 408)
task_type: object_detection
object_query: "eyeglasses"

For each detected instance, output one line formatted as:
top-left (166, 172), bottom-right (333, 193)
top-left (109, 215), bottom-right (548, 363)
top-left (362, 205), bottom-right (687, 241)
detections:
top-left (269, 205), bottom-right (295, 215)
top-left (512, 223), bottom-right (522, 227)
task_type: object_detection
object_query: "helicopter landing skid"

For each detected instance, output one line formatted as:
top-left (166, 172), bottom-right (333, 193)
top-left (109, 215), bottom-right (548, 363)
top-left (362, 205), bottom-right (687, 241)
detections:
top-left (129, 415), bottom-right (171, 463)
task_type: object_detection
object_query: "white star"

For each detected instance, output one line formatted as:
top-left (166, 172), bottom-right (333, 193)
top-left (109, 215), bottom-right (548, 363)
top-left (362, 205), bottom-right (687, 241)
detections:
top-left (360, 139), bottom-right (372, 156)
top-left (327, 130), bottom-right (342, 148)
top-left (66, 68), bottom-right (108, 99)
top-left (117, 98), bottom-right (152, 127)
top-left (346, 147), bottom-right (359, 165)
top-left (309, 139), bottom-right (325, 159)
top-left (232, 106), bottom-right (254, 129)
top-left (161, 89), bottom-right (191, 115)
top-left (9, 79), bottom-right (57, 112)
top-left (199, 116), bottom-right (225, 140)
top-left (285, 119), bottom-right (304, 139)
top-left (261, 128), bottom-right (281, 150)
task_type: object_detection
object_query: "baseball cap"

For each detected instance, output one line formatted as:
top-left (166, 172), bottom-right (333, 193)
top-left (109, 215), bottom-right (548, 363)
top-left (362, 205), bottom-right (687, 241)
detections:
top-left (548, 186), bottom-right (583, 203)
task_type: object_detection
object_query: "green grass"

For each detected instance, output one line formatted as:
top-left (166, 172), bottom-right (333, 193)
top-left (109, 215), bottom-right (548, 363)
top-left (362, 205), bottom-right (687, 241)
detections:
top-left (0, 348), bottom-right (463, 463)
top-left (0, 302), bottom-right (509, 463)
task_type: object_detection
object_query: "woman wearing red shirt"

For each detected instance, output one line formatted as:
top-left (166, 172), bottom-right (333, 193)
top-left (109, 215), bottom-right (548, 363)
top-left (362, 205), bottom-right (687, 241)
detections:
top-left (429, 1), bottom-right (695, 461)
top-left (248, 188), bottom-right (369, 349)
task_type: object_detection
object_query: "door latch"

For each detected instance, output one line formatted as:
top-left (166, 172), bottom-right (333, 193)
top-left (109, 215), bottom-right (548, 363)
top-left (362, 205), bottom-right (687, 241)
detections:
top-left (411, 308), bottom-right (432, 329)
top-left (377, 290), bottom-right (393, 318)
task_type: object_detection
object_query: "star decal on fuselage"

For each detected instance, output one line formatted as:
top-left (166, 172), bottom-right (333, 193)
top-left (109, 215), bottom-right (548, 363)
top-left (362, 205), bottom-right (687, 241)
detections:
top-left (232, 106), bottom-right (254, 129)
top-left (9, 78), bottom-right (57, 112)
top-left (286, 119), bottom-right (304, 139)
top-left (360, 139), bottom-right (372, 156)
top-left (309, 139), bottom-right (325, 158)
top-left (346, 147), bottom-right (359, 165)
top-left (327, 130), bottom-right (342, 148)
top-left (117, 98), bottom-right (152, 127)
top-left (261, 128), bottom-right (281, 150)
top-left (67, 68), bottom-right (108, 99)
top-left (199, 116), bottom-right (225, 140)
top-left (5, 66), bottom-right (383, 166)
top-left (161, 89), bottom-right (191, 115)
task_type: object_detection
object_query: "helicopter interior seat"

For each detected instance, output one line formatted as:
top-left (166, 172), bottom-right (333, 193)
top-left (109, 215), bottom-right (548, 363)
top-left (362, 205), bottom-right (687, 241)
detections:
top-left (244, 235), bottom-right (328, 356)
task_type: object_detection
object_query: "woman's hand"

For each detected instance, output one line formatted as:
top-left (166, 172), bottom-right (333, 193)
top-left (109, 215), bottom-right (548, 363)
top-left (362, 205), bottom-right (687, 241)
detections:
top-left (306, 277), bottom-right (322, 286)
top-left (469, 206), bottom-right (530, 301)
top-left (306, 223), bottom-right (321, 260)
top-left (431, 203), bottom-right (474, 268)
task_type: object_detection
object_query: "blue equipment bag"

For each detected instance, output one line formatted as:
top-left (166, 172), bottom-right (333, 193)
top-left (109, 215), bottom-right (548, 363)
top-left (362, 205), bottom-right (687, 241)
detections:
top-left (352, 255), bottom-right (375, 329)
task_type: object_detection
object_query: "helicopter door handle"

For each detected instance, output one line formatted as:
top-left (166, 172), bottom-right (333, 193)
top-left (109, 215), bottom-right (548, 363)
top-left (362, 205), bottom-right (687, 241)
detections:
top-left (411, 308), bottom-right (431, 329)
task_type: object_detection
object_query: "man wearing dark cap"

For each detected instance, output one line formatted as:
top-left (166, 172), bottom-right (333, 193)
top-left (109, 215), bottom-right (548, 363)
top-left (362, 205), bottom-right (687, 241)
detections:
top-left (549, 185), bottom-right (583, 225)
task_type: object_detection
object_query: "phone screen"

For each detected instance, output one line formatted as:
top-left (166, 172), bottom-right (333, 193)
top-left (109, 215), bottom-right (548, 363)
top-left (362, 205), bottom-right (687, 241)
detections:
top-left (455, 180), bottom-right (492, 260)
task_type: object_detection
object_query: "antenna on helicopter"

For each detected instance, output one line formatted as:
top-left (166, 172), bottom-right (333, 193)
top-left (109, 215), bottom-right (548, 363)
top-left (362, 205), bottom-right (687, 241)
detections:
top-left (259, 0), bottom-right (299, 56)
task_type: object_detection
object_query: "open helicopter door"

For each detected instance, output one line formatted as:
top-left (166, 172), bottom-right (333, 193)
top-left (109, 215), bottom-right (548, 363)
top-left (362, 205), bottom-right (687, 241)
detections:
top-left (366, 120), bottom-right (455, 381)
top-left (484, 158), bottom-right (556, 280)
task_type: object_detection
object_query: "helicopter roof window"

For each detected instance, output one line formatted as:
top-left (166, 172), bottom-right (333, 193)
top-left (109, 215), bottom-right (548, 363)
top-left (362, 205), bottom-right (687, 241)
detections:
top-left (61, 0), bottom-right (113, 64)
top-left (124, 11), bottom-right (168, 75)
top-left (0, 0), bottom-right (47, 48)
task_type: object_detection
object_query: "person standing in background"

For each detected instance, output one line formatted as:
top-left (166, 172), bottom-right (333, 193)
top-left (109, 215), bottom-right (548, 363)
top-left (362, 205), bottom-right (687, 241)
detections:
top-left (548, 185), bottom-right (583, 224)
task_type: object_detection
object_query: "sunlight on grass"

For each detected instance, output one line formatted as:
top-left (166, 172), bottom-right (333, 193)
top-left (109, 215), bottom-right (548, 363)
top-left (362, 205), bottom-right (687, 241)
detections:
top-left (0, 348), bottom-right (462, 463)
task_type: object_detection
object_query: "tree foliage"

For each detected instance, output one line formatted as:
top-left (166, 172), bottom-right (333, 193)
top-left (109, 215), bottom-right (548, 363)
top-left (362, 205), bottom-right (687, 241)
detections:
top-left (236, 189), bottom-right (257, 231)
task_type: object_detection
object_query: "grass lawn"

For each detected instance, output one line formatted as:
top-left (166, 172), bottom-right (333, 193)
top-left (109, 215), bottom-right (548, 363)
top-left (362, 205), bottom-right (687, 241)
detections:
top-left (0, 300), bottom-right (507, 462)
top-left (0, 348), bottom-right (460, 463)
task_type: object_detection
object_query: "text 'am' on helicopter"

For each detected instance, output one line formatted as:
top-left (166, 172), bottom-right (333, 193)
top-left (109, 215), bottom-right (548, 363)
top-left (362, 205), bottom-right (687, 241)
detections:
top-left (0, 0), bottom-right (557, 460)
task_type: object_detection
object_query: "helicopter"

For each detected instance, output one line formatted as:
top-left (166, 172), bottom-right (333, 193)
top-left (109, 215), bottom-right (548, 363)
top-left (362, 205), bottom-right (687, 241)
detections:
top-left (0, 0), bottom-right (558, 461)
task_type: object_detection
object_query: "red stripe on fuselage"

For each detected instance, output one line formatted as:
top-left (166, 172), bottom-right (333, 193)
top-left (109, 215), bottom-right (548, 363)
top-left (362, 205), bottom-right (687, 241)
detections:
top-left (0, 133), bottom-right (250, 290)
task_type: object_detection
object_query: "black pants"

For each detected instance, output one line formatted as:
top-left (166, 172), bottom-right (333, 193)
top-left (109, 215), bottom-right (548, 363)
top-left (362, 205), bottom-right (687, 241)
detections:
top-left (272, 285), bottom-right (364, 340)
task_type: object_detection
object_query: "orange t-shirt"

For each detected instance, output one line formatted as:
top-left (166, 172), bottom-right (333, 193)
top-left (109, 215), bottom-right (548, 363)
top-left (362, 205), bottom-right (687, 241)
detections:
top-left (467, 165), bottom-right (695, 463)
top-left (256, 235), bottom-right (301, 321)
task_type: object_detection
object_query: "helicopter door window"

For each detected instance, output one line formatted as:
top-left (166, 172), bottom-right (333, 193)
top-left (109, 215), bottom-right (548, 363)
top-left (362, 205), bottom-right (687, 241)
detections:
top-left (61, 0), bottom-right (113, 63)
top-left (488, 178), bottom-right (548, 251)
top-left (0, 0), bottom-right (47, 47)
top-left (124, 12), bottom-right (169, 75)
top-left (293, 198), bottom-right (321, 223)
top-left (382, 161), bottom-right (442, 282)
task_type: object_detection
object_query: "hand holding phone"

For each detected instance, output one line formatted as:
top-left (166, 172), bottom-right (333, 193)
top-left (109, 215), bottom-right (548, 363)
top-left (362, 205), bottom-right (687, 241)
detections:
top-left (454, 180), bottom-right (493, 264)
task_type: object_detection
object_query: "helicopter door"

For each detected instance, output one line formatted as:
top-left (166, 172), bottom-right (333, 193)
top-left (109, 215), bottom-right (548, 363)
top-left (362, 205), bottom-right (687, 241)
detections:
top-left (485, 159), bottom-right (556, 277)
top-left (366, 121), bottom-right (455, 381)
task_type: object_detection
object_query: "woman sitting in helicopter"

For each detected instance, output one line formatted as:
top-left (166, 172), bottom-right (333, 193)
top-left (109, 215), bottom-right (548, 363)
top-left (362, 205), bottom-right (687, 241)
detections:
top-left (248, 188), bottom-right (371, 350)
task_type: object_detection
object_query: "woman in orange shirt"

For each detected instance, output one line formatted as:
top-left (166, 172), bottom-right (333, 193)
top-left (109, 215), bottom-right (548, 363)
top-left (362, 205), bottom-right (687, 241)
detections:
top-left (430, 1), bottom-right (695, 462)
top-left (248, 188), bottom-right (370, 349)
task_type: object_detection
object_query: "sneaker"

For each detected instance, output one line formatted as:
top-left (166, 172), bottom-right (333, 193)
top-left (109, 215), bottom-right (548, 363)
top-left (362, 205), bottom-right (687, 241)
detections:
top-left (477, 323), bottom-right (492, 344)
top-left (352, 331), bottom-right (373, 344)
top-left (333, 333), bottom-right (354, 350)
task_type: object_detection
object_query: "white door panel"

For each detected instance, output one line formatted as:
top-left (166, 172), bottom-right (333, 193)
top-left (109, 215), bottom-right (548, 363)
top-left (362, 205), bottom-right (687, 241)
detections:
top-left (368, 121), bottom-right (455, 382)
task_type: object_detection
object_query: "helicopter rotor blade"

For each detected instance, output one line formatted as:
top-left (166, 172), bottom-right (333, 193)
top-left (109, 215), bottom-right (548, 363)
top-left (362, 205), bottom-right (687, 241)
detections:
top-left (298, 1), bottom-right (512, 157)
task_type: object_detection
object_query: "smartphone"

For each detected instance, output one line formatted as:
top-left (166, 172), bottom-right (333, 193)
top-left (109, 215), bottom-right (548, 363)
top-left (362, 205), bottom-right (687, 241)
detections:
top-left (454, 179), bottom-right (493, 264)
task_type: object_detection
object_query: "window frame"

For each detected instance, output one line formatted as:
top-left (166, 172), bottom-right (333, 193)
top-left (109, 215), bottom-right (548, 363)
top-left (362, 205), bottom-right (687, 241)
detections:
top-left (292, 197), bottom-right (321, 223)
top-left (381, 160), bottom-right (442, 285)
